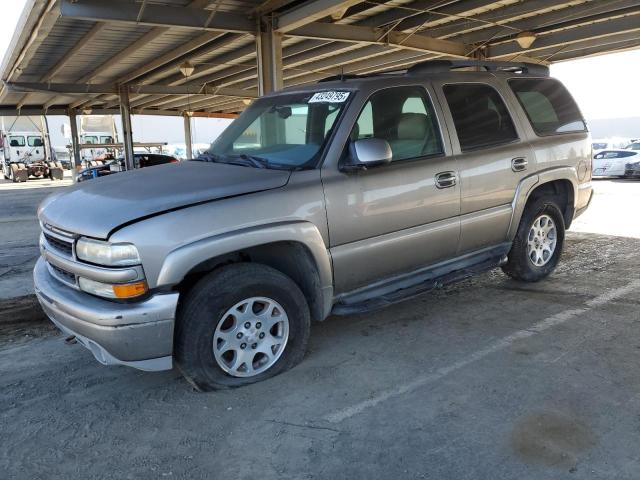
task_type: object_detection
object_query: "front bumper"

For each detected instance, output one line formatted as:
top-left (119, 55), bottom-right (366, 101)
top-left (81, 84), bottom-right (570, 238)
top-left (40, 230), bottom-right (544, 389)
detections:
top-left (34, 257), bottom-right (178, 371)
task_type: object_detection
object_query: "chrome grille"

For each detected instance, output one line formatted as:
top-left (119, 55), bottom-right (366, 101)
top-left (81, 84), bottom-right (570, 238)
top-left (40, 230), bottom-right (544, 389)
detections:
top-left (44, 233), bottom-right (73, 256)
top-left (49, 263), bottom-right (76, 286)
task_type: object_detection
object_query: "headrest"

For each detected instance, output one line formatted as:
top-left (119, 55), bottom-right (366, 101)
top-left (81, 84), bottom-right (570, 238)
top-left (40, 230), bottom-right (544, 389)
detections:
top-left (398, 113), bottom-right (428, 140)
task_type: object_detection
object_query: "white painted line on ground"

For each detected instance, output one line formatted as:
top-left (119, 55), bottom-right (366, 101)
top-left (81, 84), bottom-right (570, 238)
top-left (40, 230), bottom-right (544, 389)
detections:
top-left (325, 279), bottom-right (640, 424)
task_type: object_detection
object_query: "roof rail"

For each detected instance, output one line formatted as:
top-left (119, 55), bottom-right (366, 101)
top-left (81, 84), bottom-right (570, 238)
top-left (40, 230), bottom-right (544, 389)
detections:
top-left (407, 60), bottom-right (549, 76)
top-left (318, 74), bottom-right (363, 83)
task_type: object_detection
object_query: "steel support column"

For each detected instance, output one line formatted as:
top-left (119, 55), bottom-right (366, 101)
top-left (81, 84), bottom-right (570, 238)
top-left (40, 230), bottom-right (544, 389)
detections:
top-left (118, 85), bottom-right (136, 170)
top-left (68, 109), bottom-right (81, 182)
top-left (256, 20), bottom-right (283, 95)
top-left (183, 113), bottom-right (193, 159)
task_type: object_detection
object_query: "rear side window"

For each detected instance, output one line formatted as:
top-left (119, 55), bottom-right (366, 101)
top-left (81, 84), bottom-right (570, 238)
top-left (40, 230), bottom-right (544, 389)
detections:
top-left (509, 78), bottom-right (586, 135)
top-left (443, 83), bottom-right (518, 151)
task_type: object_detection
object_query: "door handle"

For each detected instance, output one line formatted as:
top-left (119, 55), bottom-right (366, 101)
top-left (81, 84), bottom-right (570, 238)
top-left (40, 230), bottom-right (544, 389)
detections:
top-left (435, 171), bottom-right (457, 189)
top-left (511, 157), bottom-right (528, 172)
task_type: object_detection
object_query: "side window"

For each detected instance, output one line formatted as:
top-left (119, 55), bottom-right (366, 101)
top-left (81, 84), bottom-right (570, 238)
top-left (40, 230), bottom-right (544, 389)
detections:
top-left (443, 83), bottom-right (518, 151)
top-left (509, 78), bottom-right (586, 135)
top-left (9, 136), bottom-right (26, 147)
top-left (353, 102), bottom-right (373, 140)
top-left (351, 86), bottom-right (443, 161)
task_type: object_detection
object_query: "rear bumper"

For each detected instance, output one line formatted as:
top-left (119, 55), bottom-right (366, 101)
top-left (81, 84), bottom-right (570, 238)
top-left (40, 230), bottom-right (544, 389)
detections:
top-left (34, 257), bottom-right (177, 371)
top-left (574, 182), bottom-right (593, 219)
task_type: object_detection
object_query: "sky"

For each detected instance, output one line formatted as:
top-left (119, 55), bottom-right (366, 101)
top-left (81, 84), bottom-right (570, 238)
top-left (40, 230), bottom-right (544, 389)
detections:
top-left (0, 0), bottom-right (638, 140)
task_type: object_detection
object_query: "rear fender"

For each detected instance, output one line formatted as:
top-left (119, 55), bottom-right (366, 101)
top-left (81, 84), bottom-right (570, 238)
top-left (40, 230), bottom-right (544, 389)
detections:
top-left (507, 167), bottom-right (579, 239)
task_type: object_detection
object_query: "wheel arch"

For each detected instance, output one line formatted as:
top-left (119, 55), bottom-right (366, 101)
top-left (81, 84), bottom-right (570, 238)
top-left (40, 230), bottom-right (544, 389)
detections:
top-left (509, 168), bottom-right (578, 239)
top-left (158, 222), bottom-right (333, 322)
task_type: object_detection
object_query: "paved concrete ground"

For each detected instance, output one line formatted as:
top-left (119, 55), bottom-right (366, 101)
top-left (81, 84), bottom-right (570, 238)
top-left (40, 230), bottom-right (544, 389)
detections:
top-left (0, 173), bottom-right (72, 300)
top-left (1, 178), bottom-right (639, 480)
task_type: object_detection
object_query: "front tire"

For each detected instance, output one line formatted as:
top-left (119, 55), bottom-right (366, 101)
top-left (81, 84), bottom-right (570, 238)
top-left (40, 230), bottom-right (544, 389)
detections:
top-left (175, 263), bottom-right (310, 391)
top-left (502, 198), bottom-right (565, 282)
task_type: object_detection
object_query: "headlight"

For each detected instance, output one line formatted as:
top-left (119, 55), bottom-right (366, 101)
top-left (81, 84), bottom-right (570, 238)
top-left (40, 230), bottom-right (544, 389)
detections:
top-left (76, 238), bottom-right (141, 266)
top-left (78, 277), bottom-right (148, 299)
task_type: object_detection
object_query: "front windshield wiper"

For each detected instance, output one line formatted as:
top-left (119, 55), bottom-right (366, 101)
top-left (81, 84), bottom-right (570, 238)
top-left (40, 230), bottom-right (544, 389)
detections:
top-left (193, 152), bottom-right (225, 163)
top-left (194, 152), bottom-right (295, 170)
top-left (229, 154), bottom-right (271, 169)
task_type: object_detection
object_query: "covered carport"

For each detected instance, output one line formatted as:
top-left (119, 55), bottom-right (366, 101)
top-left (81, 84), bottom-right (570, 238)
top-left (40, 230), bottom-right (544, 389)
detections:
top-left (0, 0), bottom-right (638, 172)
top-left (2, 2), bottom-right (640, 479)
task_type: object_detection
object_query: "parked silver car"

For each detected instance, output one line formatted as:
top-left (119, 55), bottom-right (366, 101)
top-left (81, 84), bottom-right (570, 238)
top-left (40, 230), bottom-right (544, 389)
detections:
top-left (34, 60), bottom-right (593, 390)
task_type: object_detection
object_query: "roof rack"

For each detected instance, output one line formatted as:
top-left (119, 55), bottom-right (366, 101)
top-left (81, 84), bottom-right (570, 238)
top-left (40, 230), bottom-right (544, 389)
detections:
top-left (315, 59), bottom-right (549, 84)
top-left (407, 60), bottom-right (549, 76)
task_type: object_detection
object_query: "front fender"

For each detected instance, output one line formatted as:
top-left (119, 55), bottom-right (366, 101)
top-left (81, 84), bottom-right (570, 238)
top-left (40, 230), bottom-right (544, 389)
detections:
top-left (156, 220), bottom-right (333, 294)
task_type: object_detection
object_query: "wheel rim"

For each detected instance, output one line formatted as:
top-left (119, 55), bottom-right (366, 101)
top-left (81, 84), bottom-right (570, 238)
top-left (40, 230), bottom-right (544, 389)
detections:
top-left (527, 214), bottom-right (557, 267)
top-left (212, 297), bottom-right (289, 378)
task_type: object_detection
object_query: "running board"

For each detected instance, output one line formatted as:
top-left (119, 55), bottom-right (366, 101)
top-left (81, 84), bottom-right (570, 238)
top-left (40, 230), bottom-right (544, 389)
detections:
top-left (331, 243), bottom-right (511, 316)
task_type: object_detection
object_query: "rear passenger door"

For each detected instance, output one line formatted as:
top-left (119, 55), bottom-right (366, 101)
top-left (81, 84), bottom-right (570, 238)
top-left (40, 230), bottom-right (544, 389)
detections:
top-left (434, 80), bottom-right (533, 254)
top-left (322, 84), bottom-right (460, 294)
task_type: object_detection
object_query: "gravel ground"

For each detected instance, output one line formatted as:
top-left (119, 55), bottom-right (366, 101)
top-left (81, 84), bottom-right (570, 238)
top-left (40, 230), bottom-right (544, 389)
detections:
top-left (1, 178), bottom-right (639, 480)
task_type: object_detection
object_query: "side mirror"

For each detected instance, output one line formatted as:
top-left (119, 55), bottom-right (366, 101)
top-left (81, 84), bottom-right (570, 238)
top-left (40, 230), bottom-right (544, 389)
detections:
top-left (343, 138), bottom-right (392, 172)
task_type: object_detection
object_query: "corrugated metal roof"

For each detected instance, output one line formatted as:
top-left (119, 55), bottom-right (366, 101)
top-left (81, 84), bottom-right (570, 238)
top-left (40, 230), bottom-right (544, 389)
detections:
top-left (0, 0), bottom-right (638, 116)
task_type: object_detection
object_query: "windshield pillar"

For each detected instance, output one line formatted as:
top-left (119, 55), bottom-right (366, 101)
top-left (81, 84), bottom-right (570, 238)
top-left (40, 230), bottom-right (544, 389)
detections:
top-left (256, 20), bottom-right (283, 96)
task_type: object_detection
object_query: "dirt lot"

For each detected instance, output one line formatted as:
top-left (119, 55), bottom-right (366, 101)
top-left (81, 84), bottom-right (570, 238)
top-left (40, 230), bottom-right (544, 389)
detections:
top-left (1, 178), bottom-right (639, 480)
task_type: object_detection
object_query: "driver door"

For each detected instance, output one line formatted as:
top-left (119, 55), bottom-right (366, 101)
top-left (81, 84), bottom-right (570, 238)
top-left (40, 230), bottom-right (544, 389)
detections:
top-left (322, 84), bottom-right (460, 294)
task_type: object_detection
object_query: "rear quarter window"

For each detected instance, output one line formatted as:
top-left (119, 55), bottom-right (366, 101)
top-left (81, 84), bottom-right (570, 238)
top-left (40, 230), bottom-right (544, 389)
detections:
top-left (509, 78), bottom-right (586, 136)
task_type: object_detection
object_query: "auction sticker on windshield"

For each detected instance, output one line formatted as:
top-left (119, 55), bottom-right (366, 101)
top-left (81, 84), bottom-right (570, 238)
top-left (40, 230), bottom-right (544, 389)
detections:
top-left (308, 91), bottom-right (350, 103)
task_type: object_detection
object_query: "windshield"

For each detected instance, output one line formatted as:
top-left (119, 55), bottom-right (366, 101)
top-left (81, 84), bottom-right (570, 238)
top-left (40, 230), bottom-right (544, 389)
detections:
top-left (203, 91), bottom-right (350, 169)
top-left (84, 135), bottom-right (98, 144)
top-left (9, 136), bottom-right (25, 147)
top-left (100, 136), bottom-right (114, 144)
top-left (27, 136), bottom-right (43, 147)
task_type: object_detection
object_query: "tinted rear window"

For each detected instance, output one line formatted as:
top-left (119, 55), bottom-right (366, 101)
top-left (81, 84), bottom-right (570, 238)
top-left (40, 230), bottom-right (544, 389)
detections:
top-left (509, 78), bottom-right (586, 136)
top-left (443, 83), bottom-right (518, 151)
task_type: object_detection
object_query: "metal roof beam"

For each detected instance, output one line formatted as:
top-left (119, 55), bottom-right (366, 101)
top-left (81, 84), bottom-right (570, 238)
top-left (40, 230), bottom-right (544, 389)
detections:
top-left (275, 0), bottom-right (363, 33)
top-left (59, 0), bottom-right (255, 34)
top-left (5, 82), bottom-right (258, 98)
top-left (428, 0), bottom-right (590, 39)
top-left (487, 12), bottom-right (640, 58)
top-left (511, 30), bottom-right (640, 62)
top-left (549, 38), bottom-right (640, 62)
top-left (289, 22), bottom-right (471, 57)
top-left (458, 2), bottom-right (640, 45)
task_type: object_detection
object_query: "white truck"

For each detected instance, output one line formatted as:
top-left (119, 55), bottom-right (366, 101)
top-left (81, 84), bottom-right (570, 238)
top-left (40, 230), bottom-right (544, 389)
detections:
top-left (78, 115), bottom-right (118, 167)
top-left (1, 116), bottom-right (63, 182)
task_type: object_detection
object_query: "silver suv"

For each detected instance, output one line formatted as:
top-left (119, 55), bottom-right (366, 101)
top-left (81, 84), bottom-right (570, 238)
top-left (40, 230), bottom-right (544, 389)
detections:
top-left (34, 60), bottom-right (593, 390)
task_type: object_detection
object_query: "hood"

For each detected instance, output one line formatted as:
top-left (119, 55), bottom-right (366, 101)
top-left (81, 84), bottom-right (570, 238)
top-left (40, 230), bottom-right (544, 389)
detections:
top-left (39, 161), bottom-right (291, 238)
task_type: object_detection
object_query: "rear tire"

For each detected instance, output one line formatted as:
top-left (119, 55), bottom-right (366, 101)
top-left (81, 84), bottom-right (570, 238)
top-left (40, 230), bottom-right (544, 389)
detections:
top-left (10, 164), bottom-right (19, 183)
top-left (502, 197), bottom-right (565, 282)
top-left (175, 263), bottom-right (310, 391)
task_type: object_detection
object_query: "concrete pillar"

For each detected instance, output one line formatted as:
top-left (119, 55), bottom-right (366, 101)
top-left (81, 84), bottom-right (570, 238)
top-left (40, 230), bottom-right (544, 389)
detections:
top-left (256, 19), bottom-right (283, 96)
top-left (118, 84), bottom-right (136, 170)
top-left (68, 109), bottom-right (81, 183)
top-left (183, 113), bottom-right (193, 160)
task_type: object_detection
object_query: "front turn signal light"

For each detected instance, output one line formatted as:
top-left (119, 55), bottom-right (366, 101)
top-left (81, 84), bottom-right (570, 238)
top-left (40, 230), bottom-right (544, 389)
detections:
top-left (112, 281), bottom-right (148, 299)
top-left (78, 277), bottom-right (148, 299)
